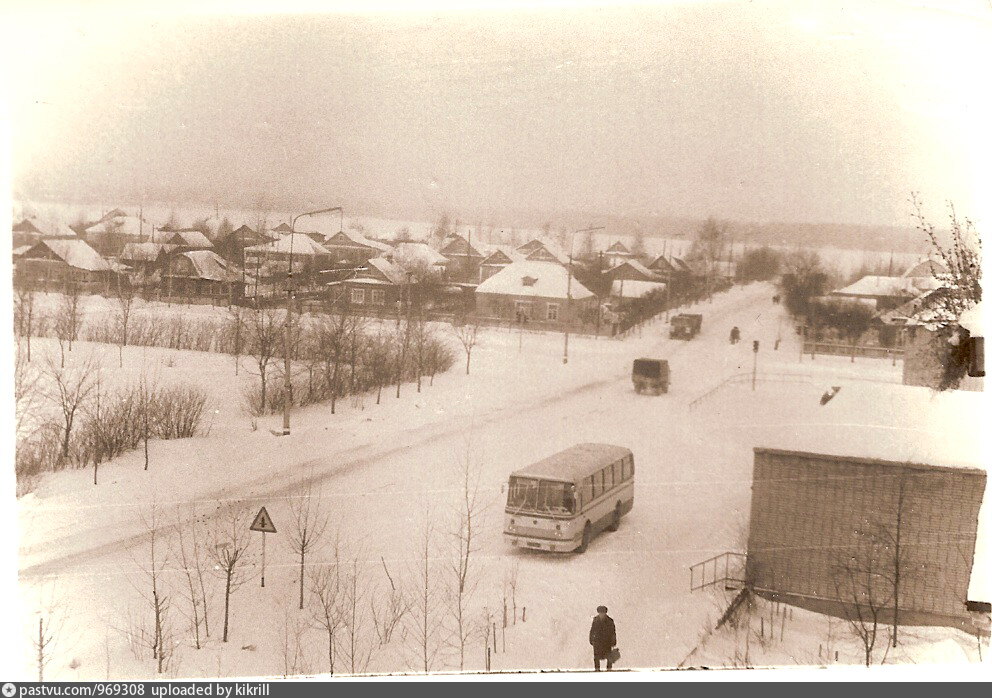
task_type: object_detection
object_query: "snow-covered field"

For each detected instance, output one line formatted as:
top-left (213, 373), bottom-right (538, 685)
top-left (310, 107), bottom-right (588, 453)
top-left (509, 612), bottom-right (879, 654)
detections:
top-left (13, 282), bottom-right (983, 679)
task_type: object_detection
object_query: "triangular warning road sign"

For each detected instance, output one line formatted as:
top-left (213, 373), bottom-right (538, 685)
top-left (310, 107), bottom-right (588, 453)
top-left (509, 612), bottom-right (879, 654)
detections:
top-left (250, 506), bottom-right (277, 533)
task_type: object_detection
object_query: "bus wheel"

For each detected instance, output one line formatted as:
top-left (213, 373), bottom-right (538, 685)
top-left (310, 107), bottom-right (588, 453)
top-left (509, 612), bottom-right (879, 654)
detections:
top-left (608, 503), bottom-right (622, 531)
top-left (577, 522), bottom-right (592, 553)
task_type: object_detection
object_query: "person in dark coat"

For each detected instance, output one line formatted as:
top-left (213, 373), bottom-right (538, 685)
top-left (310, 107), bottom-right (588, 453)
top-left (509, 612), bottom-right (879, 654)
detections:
top-left (730, 326), bottom-right (741, 344)
top-left (589, 605), bottom-right (617, 671)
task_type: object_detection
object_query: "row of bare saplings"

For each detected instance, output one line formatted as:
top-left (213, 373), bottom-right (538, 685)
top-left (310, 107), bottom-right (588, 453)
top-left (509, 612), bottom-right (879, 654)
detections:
top-left (20, 302), bottom-right (457, 416)
top-left (15, 353), bottom-right (209, 494)
top-left (103, 468), bottom-right (525, 678)
top-left (235, 308), bottom-right (458, 417)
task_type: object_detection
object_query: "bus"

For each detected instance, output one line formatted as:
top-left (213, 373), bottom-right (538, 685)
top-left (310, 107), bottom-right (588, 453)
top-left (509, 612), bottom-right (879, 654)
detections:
top-left (504, 443), bottom-right (634, 553)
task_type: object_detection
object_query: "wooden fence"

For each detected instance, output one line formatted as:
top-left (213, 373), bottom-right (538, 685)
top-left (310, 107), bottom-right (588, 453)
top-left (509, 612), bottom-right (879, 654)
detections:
top-left (802, 341), bottom-right (904, 363)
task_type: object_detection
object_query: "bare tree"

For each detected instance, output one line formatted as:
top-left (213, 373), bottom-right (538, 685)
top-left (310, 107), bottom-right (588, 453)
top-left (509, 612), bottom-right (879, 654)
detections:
top-left (289, 474), bottom-right (330, 610)
top-left (172, 505), bottom-right (213, 649)
top-left (128, 507), bottom-right (174, 674)
top-left (43, 353), bottom-right (101, 466)
top-left (339, 556), bottom-right (374, 675)
top-left (280, 600), bottom-right (312, 678)
top-left (410, 317), bottom-right (435, 393)
top-left (55, 281), bottom-right (85, 367)
top-left (406, 510), bottom-right (445, 673)
top-left (395, 318), bottom-right (411, 399)
top-left (347, 314), bottom-right (368, 395)
top-left (833, 523), bottom-right (894, 667)
top-left (365, 328), bottom-right (392, 405)
top-left (208, 502), bottom-right (255, 643)
top-left (451, 315), bottom-right (480, 375)
top-left (15, 345), bottom-right (40, 441)
top-left (910, 193), bottom-right (982, 322)
top-left (503, 562), bottom-right (520, 628)
top-left (32, 585), bottom-right (67, 682)
top-left (14, 285), bottom-right (36, 362)
top-left (227, 303), bottom-right (244, 376)
top-left (115, 275), bottom-right (137, 367)
top-left (371, 556), bottom-right (410, 647)
top-left (140, 372), bottom-right (152, 471)
top-left (309, 538), bottom-right (343, 675)
top-left (316, 308), bottom-right (353, 414)
top-left (446, 445), bottom-right (485, 670)
top-left (244, 306), bottom-right (284, 413)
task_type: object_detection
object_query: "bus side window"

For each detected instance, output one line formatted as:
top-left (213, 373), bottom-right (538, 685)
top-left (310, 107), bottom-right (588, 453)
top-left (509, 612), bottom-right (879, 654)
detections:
top-left (612, 461), bottom-right (621, 485)
top-left (603, 466), bottom-right (613, 491)
top-left (628, 455), bottom-right (635, 477)
top-left (592, 472), bottom-right (601, 499)
top-left (583, 477), bottom-right (593, 505)
top-left (622, 457), bottom-right (631, 481)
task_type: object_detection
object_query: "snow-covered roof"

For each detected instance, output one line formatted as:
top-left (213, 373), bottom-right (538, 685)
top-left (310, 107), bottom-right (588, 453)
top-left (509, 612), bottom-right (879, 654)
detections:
top-left (480, 245), bottom-right (525, 265)
top-left (476, 261), bottom-right (594, 300)
top-left (363, 257), bottom-right (407, 285)
top-left (32, 238), bottom-right (112, 272)
top-left (12, 244), bottom-right (31, 257)
top-left (392, 242), bottom-right (448, 268)
top-left (523, 243), bottom-right (570, 265)
top-left (12, 219), bottom-right (43, 233)
top-left (649, 255), bottom-right (678, 274)
top-left (175, 250), bottom-right (238, 281)
top-left (610, 280), bottom-right (667, 298)
top-left (167, 230), bottom-right (213, 248)
top-left (120, 242), bottom-right (176, 262)
top-left (33, 220), bottom-right (79, 238)
top-left (757, 380), bottom-right (991, 606)
top-left (832, 275), bottom-right (938, 299)
top-left (957, 301), bottom-right (986, 337)
top-left (902, 258), bottom-right (948, 279)
top-left (607, 259), bottom-right (660, 278)
top-left (244, 234), bottom-right (331, 256)
top-left (327, 230), bottom-right (394, 253)
top-left (756, 382), bottom-right (985, 473)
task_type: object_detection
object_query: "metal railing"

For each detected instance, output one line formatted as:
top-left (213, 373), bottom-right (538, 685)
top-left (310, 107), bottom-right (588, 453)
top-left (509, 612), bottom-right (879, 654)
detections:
top-left (687, 370), bottom-right (813, 410)
top-left (689, 551), bottom-right (748, 592)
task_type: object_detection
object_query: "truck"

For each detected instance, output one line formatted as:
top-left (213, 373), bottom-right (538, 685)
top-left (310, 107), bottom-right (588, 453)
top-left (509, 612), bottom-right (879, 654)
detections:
top-left (632, 358), bottom-right (669, 394)
top-left (669, 313), bottom-right (702, 340)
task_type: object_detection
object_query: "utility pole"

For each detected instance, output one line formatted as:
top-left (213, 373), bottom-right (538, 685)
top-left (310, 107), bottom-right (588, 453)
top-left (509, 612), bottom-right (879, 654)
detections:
top-left (564, 226), bottom-right (604, 364)
top-left (283, 206), bottom-right (342, 436)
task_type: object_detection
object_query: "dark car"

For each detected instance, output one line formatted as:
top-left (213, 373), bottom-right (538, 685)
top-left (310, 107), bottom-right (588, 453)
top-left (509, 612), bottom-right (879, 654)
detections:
top-left (632, 358), bottom-right (669, 395)
top-left (669, 313), bottom-right (702, 340)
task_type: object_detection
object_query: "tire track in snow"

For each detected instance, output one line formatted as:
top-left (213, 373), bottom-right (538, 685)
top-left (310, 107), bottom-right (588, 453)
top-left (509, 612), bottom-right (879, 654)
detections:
top-left (21, 284), bottom-right (772, 580)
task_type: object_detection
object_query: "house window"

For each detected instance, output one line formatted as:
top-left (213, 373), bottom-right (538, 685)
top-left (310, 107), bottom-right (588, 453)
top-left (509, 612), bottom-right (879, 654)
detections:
top-left (351, 288), bottom-right (365, 305)
top-left (514, 301), bottom-right (532, 322)
top-left (371, 289), bottom-right (386, 305)
top-left (546, 303), bottom-right (559, 321)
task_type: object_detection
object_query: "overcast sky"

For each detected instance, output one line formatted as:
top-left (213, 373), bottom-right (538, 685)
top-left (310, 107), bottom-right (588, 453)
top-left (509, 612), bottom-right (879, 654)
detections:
top-left (6, 1), bottom-right (991, 227)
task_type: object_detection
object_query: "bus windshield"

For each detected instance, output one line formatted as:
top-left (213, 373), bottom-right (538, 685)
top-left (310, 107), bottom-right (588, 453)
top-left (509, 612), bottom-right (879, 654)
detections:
top-left (507, 477), bottom-right (576, 514)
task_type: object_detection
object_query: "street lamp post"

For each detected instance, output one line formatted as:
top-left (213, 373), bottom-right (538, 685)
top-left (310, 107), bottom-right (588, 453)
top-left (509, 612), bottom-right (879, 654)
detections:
top-left (283, 206), bottom-right (343, 436)
top-left (563, 226), bottom-right (605, 364)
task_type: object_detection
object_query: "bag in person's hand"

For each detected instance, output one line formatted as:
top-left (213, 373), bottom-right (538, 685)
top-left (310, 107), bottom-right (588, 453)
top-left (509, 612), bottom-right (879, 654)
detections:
top-left (608, 647), bottom-right (621, 664)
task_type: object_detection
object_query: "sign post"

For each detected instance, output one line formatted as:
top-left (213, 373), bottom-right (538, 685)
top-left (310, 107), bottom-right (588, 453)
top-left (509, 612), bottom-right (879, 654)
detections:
top-left (250, 506), bottom-right (277, 587)
top-left (752, 340), bottom-right (760, 391)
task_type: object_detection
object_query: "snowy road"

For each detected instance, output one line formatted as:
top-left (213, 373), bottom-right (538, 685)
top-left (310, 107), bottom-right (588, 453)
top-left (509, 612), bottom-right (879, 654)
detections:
top-left (19, 282), bottom-right (804, 677)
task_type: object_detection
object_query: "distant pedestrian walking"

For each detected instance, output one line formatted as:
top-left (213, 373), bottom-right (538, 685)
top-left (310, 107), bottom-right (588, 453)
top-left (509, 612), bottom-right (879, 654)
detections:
top-left (589, 605), bottom-right (617, 671)
top-left (730, 326), bottom-right (741, 344)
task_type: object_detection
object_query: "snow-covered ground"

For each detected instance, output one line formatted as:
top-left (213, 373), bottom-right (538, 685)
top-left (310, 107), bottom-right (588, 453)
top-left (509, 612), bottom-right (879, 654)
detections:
top-left (13, 282), bottom-right (983, 679)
